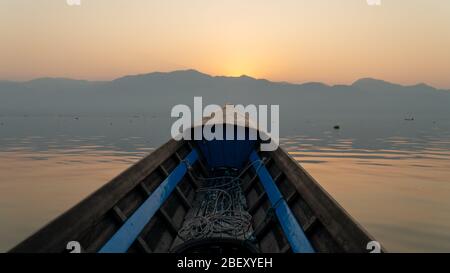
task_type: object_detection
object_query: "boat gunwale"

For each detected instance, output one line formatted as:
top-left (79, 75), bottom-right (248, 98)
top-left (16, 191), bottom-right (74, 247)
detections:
top-left (10, 138), bottom-right (185, 253)
top-left (270, 146), bottom-right (385, 252)
top-left (10, 116), bottom-right (385, 253)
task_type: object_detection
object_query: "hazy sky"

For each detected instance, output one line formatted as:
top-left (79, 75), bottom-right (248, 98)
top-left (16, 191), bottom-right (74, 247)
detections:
top-left (1, 0), bottom-right (450, 88)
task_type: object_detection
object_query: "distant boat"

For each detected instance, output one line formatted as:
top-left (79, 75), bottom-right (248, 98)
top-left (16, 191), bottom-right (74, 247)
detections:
top-left (404, 114), bottom-right (415, 121)
top-left (10, 110), bottom-right (381, 253)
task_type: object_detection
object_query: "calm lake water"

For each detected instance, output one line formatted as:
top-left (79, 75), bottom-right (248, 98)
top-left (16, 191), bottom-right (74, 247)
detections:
top-left (0, 115), bottom-right (450, 252)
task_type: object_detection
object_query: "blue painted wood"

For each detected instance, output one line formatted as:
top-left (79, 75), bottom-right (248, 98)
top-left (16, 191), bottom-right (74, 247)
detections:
top-left (194, 125), bottom-right (257, 170)
top-left (99, 150), bottom-right (199, 253)
top-left (196, 139), bottom-right (256, 169)
top-left (249, 151), bottom-right (315, 253)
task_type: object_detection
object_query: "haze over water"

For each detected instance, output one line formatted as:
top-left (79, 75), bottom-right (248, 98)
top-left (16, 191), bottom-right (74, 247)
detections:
top-left (0, 114), bottom-right (449, 252)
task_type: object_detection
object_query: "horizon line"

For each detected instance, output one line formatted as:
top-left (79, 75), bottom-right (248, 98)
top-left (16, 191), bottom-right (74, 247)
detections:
top-left (1, 69), bottom-right (448, 91)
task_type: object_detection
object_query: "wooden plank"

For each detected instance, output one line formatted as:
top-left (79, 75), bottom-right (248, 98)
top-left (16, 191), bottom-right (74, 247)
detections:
top-left (157, 209), bottom-right (179, 234)
top-left (248, 173), bottom-right (283, 207)
top-left (161, 165), bottom-right (196, 203)
top-left (174, 152), bottom-right (199, 189)
top-left (270, 147), bottom-right (383, 252)
top-left (243, 175), bottom-right (258, 194)
top-left (303, 216), bottom-right (318, 233)
top-left (273, 172), bottom-right (283, 184)
top-left (185, 171), bottom-right (200, 189)
top-left (99, 150), bottom-right (198, 253)
top-left (112, 206), bottom-right (152, 253)
top-left (249, 192), bottom-right (267, 214)
top-left (159, 165), bottom-right (169, 176)
top-left (187, 141), bottom-right (209, 176)
top-left (139, 182), bottom-right (151, 195)
top-left (10, 139), bottom-right (185, 253)
top-left (243, 158), bottom-right (272, 194)
top-left (253, 216), bottom-right (275, 240)
top-left (162, 162), bottom-right (198, 190)
top-left (174, 187), bottom-right (192, 209)
top-left (139, 182), bottom-right (186, 230)
top-left (286, 190), bottom-right (298, 204)
top-left (280, 244), bottom-right (291, 253)
top-left (250, 151), bottom-right (314, 253)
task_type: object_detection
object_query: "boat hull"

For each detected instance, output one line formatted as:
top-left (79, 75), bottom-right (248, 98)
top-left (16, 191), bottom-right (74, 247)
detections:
top-left (10, 137), bottom-right (382, 253)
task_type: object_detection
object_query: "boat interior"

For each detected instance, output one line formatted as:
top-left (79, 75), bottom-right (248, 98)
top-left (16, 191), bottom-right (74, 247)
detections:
top-left (11, 124), bottom-right (377, 253)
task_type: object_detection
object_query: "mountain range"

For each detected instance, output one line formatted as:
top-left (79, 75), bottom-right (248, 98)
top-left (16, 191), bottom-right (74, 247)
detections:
top-left (1, 69), bottom-right (449, 118)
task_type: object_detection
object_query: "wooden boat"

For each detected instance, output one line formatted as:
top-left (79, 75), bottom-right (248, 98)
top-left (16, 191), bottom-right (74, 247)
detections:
top-left (10, 111), bottom-right (382, 253)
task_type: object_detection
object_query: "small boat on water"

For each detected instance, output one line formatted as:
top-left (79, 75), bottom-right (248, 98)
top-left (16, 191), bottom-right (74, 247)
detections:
top-left (10, 109), bottom-right (382, 253)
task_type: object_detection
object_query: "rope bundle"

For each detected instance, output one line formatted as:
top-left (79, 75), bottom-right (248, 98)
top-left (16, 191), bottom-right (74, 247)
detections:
top-left (178, 174), bottom-right (253, 241)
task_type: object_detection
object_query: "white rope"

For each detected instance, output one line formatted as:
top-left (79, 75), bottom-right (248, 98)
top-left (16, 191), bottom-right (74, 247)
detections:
top-left (178, 158), bottom-right (266, 242)
top-left (178, 175), bottom-right (252, 241)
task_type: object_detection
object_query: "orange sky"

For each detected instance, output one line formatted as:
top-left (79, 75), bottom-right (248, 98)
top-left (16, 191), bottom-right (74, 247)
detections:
top-left (1, 0), bottom-right (450, 88)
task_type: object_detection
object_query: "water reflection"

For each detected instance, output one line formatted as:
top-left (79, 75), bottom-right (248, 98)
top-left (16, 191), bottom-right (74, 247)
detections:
top-left (281, 134), bottom-right (450, 252)
top-left (0, 116), bottom-right (450, 252)
top-left (0, 142), bottom-right (156, 252)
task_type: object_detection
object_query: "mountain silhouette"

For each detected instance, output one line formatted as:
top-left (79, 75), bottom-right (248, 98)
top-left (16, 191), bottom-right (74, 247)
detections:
top-left (0, 70), bottom-right (449, 118)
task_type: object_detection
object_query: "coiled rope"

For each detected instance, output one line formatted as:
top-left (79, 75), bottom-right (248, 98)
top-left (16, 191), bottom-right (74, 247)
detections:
top-left (178, 159), bottom-right (266, 242)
